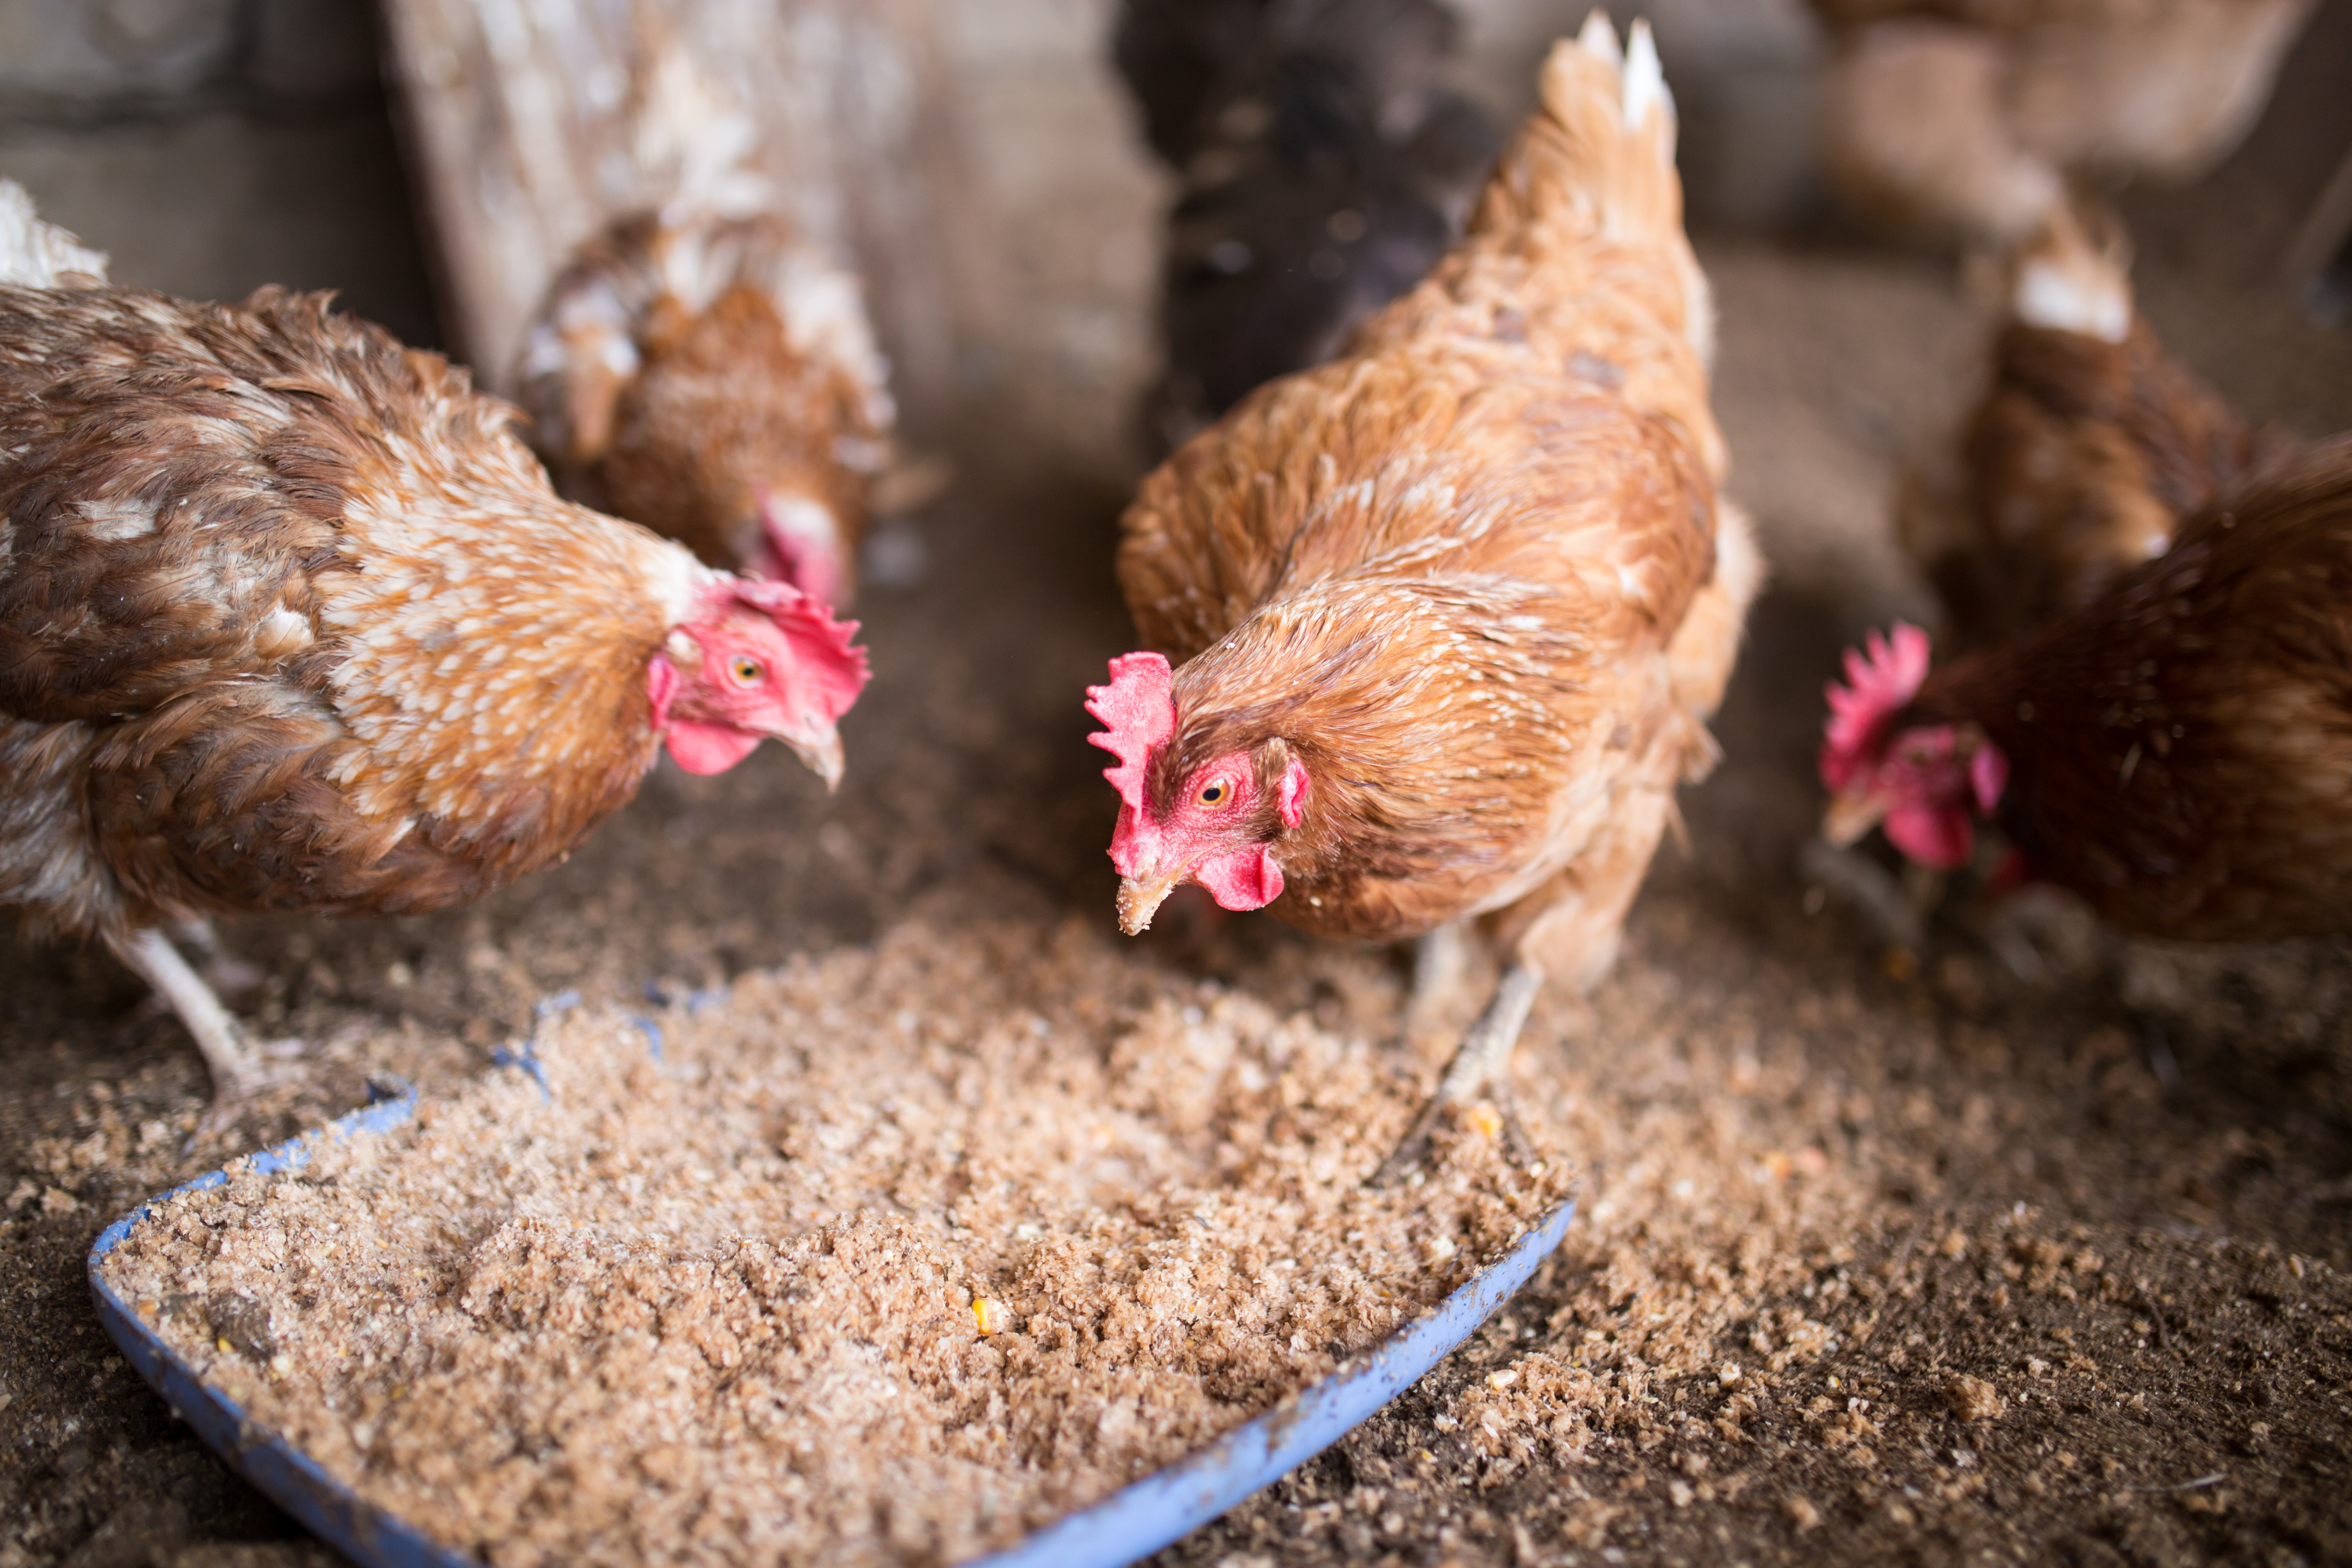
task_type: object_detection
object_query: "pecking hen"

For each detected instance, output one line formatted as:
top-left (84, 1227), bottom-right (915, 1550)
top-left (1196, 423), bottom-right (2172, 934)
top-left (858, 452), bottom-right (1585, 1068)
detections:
top-left (0, 184), bottom-right (868, 1117)
top-left (1811, 0), bottom-right (2314, 244)
top-left (517, 208), bottom-right (894, 612)
top-left (1902, 204), bottom-right (2282, 651)
top-left (1115, 0), bottom-right (1501, 451)
top-left (1822, 436), bottom-right (2352, 941)
top-left (1089, 16), bottom-right (1761, 1177)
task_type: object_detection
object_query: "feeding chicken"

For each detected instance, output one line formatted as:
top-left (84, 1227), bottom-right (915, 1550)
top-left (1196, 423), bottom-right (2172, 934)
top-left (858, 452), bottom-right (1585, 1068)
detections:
top-left (1902, 203), bottom-right (2282, 651)
top-left (0, 184), bottom-right (868, 1119)
top-left (1089, 17), bottom-right (1761, 1178)
top-left (517, 208), bottom-right (893, 611)
top-left (1823, 436), bottom-right (2352, 942)
top-left (1115, 0), bottom-right (1500, 450)
top-left (1811, 0), bottom-right (2314, 243)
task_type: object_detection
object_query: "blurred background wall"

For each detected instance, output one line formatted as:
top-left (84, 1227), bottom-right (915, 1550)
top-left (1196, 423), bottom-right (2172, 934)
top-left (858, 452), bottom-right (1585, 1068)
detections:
top-left (0, 0), bottom-right (2343, 461)
top-left (0, 0), bottom-right (440, 345)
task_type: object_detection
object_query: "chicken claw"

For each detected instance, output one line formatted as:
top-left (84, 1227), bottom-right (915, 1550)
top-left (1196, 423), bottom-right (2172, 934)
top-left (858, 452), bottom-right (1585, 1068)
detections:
top-left (1372, 962), bottom-right (1544, 1186)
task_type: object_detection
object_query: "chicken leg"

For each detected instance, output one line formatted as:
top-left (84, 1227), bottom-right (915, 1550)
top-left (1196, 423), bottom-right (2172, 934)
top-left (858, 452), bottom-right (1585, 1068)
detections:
top-left (1372, 961), bottom-right (1544, 1186)
top-left (105, 926), bottom-right (277, 1134)
top-left (170, 916), bottom-right (269, 1001)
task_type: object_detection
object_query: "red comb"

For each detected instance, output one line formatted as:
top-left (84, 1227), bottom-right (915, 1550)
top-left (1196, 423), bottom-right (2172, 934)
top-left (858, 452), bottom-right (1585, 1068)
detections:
top-left (733, 577), bottom-right (870, 720)
top-left (1087, 652), bottom-right (1176, 814)
top-left (1821, 623), bottom-right (1930, 790)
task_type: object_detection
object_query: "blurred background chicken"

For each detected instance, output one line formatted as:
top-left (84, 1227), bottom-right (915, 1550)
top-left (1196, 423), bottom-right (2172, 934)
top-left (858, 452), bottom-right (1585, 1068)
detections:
top-left (1090, 17), bottom-right (1761, 1177)
top-left (1823, 437), bottom-right (2352, 941)
top-left (519, 210), bottom-right (893, 610)
top-left (1812, 0), bottom-right (2316, 245)
top-left (1901, 202), bottom-right (2286, 650)
top-left (0, 184), bottom-right (868, 1121)
top-left (1114, 0), bottom-right (1502, 453)
top-left (515, 45), bottom-right (897, 611)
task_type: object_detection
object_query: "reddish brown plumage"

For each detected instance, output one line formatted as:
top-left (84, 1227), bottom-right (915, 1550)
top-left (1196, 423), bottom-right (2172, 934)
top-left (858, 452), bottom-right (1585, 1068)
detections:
top-left (1877, 438), bottom-right (2352, 941)
top-left (1903, 211), bottom-right (2280, 649)
top-left (1107, 22), bottom-right (1760, 999)
top-left (0, 272), bottom-right (866, 1097)
top-left (518, 211), bottom-right (891, 609)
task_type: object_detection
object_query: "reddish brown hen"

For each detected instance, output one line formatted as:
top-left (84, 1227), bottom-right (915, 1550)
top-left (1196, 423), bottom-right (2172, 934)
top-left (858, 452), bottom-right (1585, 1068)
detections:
top-left (0, 197), bottom-right (868, 1117)
top-left (1089, 15), bottom-right (1761, 1176)
top-left (1903, 205), bottom-right (2282, 650)
top-left (518, 210), bottom-right (893, 610)
top-left (1823, 437), bottom-right (2352, 941)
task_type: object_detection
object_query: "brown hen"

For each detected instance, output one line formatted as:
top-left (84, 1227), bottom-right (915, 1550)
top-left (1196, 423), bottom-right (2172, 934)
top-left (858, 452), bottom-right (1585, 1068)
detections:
top-left (518, 210), bottom-right (893, 610)
top-left (0, 190), bottom-right (868, 1118)
top-left (1088, 16), bottom-right (1762, 1177)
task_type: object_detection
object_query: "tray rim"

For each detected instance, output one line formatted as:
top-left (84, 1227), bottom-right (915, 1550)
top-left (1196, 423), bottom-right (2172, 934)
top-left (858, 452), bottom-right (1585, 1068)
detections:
top-left (89, 1064), bottom-right (1575, 1568)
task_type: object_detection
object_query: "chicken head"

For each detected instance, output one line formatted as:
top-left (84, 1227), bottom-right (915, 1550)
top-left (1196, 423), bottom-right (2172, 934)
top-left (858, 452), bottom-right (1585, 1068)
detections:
top-left (1821, 623), bottom-right (2007, 868)
top-left (1087, 651), bottom-right (1309, 934)
top-left (651, 577), bottom-right (869, 786)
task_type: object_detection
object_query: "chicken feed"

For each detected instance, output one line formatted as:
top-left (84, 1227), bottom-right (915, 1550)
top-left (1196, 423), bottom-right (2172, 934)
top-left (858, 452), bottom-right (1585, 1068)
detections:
top-left (96, 912), bottom-right (1568, 1568)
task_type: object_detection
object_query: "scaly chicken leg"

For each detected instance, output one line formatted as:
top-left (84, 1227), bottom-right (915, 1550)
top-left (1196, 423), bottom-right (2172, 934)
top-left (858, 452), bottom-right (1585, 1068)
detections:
top-left (104, 927), bottom-right (267, 1103)
top-left (1372, 961), bottom-right (1544, 1185)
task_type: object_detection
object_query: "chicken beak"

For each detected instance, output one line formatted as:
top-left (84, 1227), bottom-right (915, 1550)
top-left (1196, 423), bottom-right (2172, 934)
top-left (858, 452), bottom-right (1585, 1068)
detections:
top-left (1116, 861), bottom-right (1189, 936)
top-left (1822, 789), bottom-right (1888, 850)
top-left (779, 724), bottom-right (845, 792)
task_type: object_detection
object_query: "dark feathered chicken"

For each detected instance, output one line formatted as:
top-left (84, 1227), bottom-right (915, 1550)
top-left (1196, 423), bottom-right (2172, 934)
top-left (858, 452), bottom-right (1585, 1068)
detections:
top-left (1825, 437), bottom-right (2352, 941)
top-left (1115, 0), bottom-right (1501, 450)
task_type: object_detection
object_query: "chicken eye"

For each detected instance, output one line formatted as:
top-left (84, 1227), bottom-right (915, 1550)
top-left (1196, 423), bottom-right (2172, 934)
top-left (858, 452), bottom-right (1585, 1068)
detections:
top-left (729, 656), bottom-right (764, 687)
top-left (1196, 778), bottom-right (1231, 807)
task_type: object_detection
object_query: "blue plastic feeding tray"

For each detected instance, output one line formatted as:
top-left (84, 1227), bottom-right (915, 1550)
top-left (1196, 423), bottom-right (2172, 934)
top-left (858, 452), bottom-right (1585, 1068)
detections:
top-left (89, 1081), bottom-right (1575, 1568)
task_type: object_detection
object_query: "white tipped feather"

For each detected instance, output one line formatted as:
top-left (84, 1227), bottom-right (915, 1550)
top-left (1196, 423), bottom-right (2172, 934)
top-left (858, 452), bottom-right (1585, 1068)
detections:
top-left (1624, 20), bottom-right (1672, 130)
top-left (1578, 9), bottom-right (1622, 66)
top-left (2009, 208), bottom-right (2133, 343)
top-left (2014, 259), bottom-right (2129, 343)
top-left (0, 180), bottom-right (108, 288)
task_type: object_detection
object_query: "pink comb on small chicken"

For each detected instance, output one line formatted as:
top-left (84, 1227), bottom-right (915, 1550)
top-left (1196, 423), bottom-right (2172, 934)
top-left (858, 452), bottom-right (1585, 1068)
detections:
top-left (649, 577), bottom-right (868, 786)
top-left (1820, 622), bottom-right (2008, 868)
top-left (1086, 651), bottom-right (1308, 934)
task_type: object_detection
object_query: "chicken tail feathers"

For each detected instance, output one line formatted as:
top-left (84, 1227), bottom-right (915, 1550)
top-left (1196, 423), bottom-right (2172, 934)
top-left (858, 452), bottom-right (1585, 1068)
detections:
top-left (0, 180), bottom-right (108, 290)
top-left (1473, 15), bottom-right (1710, 363)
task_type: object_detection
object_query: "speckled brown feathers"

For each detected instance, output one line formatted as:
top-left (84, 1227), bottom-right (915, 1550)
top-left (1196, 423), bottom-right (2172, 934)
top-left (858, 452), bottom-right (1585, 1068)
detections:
top-left (0, 284), bottom-right (699, 944)
top-left (518, 211), bottom-right (891, 601)
top-left (1118, 26), bottom-right (1760, 985)
top-left (1905, 274), bottom-right (2278, 649)
top-left (1904, 437), bottom-right (2352, 941)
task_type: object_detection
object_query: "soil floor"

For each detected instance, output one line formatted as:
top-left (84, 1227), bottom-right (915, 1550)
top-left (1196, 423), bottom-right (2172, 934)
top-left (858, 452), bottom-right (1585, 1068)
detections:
top-left (8, 31), bottom-right (2352, 1568)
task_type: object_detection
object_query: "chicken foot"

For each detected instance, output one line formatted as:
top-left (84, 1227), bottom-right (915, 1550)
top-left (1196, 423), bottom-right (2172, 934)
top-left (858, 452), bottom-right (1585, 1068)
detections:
top-left (1371, 961), bottom-right (1544, 1186)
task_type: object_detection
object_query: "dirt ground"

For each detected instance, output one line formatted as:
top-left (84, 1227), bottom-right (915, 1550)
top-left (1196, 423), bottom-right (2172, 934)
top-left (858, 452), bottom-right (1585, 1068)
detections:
top-left (8, 21), bottom-right (2352, 1568)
